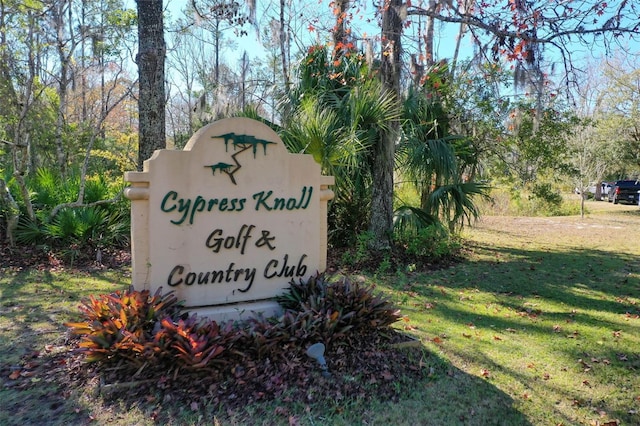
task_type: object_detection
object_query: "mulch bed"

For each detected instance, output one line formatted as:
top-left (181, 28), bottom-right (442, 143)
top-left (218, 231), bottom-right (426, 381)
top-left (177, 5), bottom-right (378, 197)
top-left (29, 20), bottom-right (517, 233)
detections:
top-left (1, 242), bottom-right (446, 420)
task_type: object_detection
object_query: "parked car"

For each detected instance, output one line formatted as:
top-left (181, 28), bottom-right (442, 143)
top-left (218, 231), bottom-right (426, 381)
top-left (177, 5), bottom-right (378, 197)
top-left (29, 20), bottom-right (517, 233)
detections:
top-left (601, 182), bottom-right (613, 200)
top-left (575, 182), bottom-right (613, 200)
top-left (607, 180), bottom-right (640, 204)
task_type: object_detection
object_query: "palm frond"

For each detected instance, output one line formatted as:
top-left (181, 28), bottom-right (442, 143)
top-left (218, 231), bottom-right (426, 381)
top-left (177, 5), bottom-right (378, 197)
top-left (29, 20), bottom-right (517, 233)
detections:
top-left (427, 181), bottom-right (492, 230)
top-left (393, 205), bottom-right (439, 234)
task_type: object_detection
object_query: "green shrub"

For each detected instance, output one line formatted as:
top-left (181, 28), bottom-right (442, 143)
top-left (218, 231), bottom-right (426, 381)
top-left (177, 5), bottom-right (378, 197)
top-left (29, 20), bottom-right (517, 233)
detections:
top-left (396, 224), bottom-right (461, 260)
top-left (478, 186), bottom-right (584, 217)
top-left (530, 182), bottom-right (563, 207)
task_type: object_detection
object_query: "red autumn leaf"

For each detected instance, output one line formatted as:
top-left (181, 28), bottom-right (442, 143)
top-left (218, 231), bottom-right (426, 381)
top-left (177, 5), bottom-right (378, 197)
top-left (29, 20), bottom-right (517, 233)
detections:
top-left (274, 406), bottom-right (288, 416)
top-left (288, 415), bottom-right (301, 426)
top-left (480, 369), bottom-right (490, 378)
top-left (493, 335), bottom-right (502, 341)
top-left (432, 336), bottom-right (443, 344)
top-left (9, 370), bottom-right (21, 380)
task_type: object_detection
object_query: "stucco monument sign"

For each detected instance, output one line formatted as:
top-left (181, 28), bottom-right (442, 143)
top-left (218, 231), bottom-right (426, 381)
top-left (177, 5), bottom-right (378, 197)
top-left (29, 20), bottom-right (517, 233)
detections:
top-left (124, 117), bottom-right (334, 320)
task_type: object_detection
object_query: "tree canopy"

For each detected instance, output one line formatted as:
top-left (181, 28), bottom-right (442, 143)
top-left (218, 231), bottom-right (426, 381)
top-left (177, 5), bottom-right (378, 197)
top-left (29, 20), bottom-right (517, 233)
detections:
top-left (1, 0), bottom-right (639, 252)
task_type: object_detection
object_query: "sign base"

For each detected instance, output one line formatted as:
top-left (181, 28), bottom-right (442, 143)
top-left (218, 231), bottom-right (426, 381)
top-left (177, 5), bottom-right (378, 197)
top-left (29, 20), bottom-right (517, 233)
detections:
top-left (184, 300), bottom-right (283, 323)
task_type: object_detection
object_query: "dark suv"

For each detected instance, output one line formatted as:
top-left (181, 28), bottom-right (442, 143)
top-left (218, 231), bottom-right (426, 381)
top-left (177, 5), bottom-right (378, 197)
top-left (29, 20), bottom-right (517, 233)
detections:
top-left (607, 180), bottom-right (640, 205)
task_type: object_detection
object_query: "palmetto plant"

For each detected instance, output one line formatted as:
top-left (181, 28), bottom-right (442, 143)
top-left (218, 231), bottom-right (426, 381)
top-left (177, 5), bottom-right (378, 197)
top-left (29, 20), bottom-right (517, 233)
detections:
top-left (283, 46), bottom-right (487, 243)
top-left (397, 73), bottom-right (490, 233)
top-left (282, 45), bottom-right (400, 246)
top-left (13, 167), bottom-right (130, 256)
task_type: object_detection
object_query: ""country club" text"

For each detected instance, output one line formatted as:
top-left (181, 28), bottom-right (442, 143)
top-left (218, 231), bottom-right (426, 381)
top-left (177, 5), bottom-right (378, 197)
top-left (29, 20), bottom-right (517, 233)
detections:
top-left (166, 254), bottom-right (308, 293)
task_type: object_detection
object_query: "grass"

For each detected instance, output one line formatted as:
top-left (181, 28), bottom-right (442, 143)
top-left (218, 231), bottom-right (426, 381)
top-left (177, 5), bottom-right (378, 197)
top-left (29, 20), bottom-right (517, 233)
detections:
top-left (1, 199), bottom-right (639, 425)
top-left (0, 268), bottom-right (131, 425)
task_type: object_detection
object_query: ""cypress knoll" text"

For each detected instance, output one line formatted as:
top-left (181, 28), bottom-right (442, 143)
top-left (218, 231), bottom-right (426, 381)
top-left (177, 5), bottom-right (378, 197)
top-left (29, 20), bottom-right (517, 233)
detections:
top-left (160, 186), bottom-right (313, 225)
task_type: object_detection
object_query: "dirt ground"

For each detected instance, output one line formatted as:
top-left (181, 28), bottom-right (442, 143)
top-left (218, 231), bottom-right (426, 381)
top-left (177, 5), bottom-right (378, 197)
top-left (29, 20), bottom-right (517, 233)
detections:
top-left (471, 199), bottom-right (640, 252)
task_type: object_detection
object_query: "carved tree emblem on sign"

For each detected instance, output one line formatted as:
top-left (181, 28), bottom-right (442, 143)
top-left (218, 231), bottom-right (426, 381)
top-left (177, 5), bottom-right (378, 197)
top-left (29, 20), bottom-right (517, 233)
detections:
top-left (204, 132), bottom-right (276, 185)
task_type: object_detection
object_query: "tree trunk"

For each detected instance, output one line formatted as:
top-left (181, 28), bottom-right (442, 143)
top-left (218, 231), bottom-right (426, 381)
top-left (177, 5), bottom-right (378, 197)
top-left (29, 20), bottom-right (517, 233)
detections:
top-left (332, 0), bottom-right (350, 59)
top-left (0, 178), bottom-right (19, 246)
top-left (136, 0), bottom-right (166, 170)
top-left (52, 0), bottom-right (75, 175)
top-left (1, 6), bottom-right (37, 222)
top-left (369, 0), bottom-right (403, 250)
top-left (423, 0), bottom-right (436, 67)
top-left (279, 0), bottom-right (290, 93)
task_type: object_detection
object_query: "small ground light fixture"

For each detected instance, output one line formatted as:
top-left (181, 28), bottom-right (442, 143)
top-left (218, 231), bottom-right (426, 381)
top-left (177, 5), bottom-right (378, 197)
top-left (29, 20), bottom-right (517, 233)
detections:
top-left (306, 342), bottom-right (331, 377)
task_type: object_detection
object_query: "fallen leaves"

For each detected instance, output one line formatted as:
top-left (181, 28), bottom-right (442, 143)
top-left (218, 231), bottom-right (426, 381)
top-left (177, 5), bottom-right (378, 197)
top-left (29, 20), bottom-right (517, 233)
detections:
top-left (567, 330), bottom-right (580, 339)
top-left (401, 316), bottom-right (418, 331)
top-left (381, 370), bottom-right (394, 381)
top-left (578, 358), bottom-right (592, 372)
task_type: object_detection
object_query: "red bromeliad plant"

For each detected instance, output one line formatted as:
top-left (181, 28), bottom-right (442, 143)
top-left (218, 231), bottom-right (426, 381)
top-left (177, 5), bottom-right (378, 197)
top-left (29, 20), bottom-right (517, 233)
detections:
top-left (277, 273), bottom-right (402, 337)
top-left (65, 287), bottom-right (182, 364)
top-left (157, 316), bottom-right (243, 369)
top-left (66, 274), bottom-right (402, 372)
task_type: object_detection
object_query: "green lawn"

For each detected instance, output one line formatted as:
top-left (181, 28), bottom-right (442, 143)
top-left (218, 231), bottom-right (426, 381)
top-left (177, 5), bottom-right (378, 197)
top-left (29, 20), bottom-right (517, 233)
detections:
top-left (1, 201), bottom-right (639, 425)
